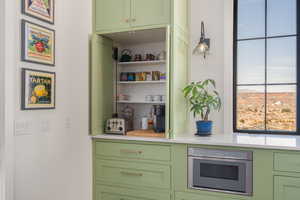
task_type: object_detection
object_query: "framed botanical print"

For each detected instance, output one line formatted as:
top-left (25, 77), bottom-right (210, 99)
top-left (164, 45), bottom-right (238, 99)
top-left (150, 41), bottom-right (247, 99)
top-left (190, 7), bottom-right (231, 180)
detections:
top-left (21, 20), bottom-right (55, 66)
top-left (22, 0), bottom-right (54, 24)
top-left (21, 68), bottom-right (56, 110)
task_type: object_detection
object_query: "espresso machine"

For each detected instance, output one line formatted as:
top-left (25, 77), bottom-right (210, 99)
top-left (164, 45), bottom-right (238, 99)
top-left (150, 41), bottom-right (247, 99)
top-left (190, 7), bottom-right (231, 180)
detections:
top-left (153, 105), bottom-right (165, 133)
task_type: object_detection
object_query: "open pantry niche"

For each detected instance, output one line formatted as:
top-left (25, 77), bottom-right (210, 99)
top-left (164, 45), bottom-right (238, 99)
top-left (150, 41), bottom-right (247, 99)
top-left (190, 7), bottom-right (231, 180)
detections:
top-left (103, 28), bottom-right (169, 138)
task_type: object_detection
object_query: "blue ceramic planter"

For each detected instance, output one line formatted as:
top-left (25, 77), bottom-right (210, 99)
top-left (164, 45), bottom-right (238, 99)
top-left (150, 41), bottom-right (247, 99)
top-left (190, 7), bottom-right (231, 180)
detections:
top-left (195, 120), bottom-right (212, 136)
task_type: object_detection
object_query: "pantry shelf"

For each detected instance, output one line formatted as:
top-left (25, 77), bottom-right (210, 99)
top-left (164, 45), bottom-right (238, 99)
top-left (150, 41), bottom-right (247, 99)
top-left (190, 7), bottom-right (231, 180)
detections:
top-left (118, 80), bottom-right (166, 84)
top-left (118, 60), bottom-right (166, 65)
top-left (117, 100), bottom-right (165, 104)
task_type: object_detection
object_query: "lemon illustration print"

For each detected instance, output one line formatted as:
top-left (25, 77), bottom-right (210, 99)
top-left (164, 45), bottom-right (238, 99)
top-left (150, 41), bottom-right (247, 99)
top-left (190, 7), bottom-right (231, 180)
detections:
top-left (30, 85), bottom-right (48, 104)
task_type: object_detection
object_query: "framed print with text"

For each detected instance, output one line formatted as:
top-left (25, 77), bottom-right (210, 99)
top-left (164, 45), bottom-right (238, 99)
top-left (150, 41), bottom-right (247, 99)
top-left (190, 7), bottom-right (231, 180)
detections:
top-left (21, 20), bottom-right (55, 66)
top-left (21, 68), bottom-right (55, 110)
top-left (22, 0), bottom-right (54, 24)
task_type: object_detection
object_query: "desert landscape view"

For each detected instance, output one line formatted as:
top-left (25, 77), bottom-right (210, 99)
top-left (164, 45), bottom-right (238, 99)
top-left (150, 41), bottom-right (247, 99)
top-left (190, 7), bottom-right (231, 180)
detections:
top-left (237, 92), bottom-right (296, 131)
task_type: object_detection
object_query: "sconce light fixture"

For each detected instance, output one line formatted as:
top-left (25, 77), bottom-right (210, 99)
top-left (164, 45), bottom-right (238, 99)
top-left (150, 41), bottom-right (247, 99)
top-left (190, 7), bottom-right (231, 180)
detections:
top-left (193, 21), bottom-right (210, 58)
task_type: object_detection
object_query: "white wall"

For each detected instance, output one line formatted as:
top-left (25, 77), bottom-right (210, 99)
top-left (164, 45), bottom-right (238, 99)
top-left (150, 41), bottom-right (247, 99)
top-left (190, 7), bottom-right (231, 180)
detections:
top-left (0, 0), bottom-right (5, 198)
top-left (189, 0), bottom-right (234, 134)
top-left (3, 0), bottom-right (92, 200)
top-left (190, 0), bottom-right (224, 134)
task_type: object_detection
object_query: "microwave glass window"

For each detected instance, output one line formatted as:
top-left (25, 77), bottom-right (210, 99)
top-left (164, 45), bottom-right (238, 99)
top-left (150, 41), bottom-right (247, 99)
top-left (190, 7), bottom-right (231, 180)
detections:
top-left (199, 163), bottom-right (239, 180)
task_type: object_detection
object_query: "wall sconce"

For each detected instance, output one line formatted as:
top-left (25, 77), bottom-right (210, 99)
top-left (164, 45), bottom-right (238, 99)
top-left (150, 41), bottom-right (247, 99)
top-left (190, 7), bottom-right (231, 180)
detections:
top-left (193, 21), bottom-right (210, 59)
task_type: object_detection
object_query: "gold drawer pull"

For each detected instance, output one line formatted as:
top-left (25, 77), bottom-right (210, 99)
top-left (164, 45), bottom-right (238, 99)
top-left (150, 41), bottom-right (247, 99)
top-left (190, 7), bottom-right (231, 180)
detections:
top-left (120, 149), bottom-right (143, 154)
top-left (120, 171), bottom-right (143, 176)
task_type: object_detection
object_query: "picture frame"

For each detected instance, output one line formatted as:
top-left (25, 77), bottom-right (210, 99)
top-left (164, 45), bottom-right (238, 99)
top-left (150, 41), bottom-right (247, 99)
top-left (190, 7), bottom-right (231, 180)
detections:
top-left (21, 68), bottom-right (56, 110)
top-left (21, 20), bottom-right (55, 66)
top-left (22, 0), bottom-right (54, 24)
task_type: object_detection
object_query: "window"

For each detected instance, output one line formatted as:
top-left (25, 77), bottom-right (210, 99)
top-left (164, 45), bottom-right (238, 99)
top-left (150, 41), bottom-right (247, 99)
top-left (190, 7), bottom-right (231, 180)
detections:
top-left (233, 0), bottom-right (299, 134)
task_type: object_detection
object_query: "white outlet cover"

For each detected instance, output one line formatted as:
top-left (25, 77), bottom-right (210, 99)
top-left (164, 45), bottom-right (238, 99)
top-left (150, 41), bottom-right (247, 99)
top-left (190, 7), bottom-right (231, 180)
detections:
top-left (14, 119), bottom-right (33, 136)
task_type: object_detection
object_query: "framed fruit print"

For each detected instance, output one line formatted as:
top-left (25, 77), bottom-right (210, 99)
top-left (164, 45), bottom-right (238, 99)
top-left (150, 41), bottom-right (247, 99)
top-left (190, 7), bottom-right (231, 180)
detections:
top-left (22, 0), bottom-right (54, 24)
top-left (21, 20), bottom-right (55, 66)
top-left (21, 68), bottom-right (55, 110)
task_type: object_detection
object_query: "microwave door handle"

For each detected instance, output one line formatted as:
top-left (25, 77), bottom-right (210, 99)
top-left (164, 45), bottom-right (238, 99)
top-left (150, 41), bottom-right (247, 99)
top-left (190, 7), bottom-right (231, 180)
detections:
top-left (189, 156), bottom-right (251, 163)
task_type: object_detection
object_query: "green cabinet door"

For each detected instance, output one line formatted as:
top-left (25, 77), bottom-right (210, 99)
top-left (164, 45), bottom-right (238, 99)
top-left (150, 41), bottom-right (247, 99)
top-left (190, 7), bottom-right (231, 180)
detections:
top-left (95, 0), bottom-right (130, 32)
top-left (175, 192), bottom-right (240, 200)
top-left (95, 185), bottom-right (170, 200)
top-left (131, 0), bottom-right (170, 27)
top-left (169, 29), bottom-right (188, 138)
top-left (274, 176), bottom-right (300, 200)
top-left (90, 35), bottom-right (114, 135)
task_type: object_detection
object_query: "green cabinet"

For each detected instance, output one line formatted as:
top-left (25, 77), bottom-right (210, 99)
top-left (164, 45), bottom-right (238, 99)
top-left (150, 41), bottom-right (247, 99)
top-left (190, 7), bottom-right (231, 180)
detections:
top-left (274, 152), bottom-right (300, 173)
top-left (95, 141), bottom-right (171, 161)
top-left (274, 176), bottom-right (300, 200)
top-left (90, 35), bottom-right (114, 135)
top-left (95, 185), bottom-right (171, 200)
top-left (94, 0), bottom-right (170, 32)
top-left (131, 0), bottom-right (170, 28)
top-left (95, 159), bottom-right (171, 189)
top-left (94, 0), bottom-right (131, 32)
top-left (175, 192), bottom-right (240, 200)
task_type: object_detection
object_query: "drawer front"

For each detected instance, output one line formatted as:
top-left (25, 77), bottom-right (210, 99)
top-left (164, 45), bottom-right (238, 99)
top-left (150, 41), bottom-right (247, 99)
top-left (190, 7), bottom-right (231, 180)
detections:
top-left (274, 176), bottom-right (300, 200)
top-left (175, 192), bottom-right (239, 200)
top-left (274, 153), bottom-right (300, 173)
top-left (95, 141), bottom-right (171, 161)
top-left (95, 185), bottom-right (170, 200)
top-left (95, 159), bottom-right (171, 189)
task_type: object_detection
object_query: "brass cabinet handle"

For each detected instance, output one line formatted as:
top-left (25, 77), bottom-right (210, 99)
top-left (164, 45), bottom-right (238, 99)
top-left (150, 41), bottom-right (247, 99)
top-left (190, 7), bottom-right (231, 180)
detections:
top-left (120, 149), bottom-right (143, 154)
top-left (120, 171), bottom-right (143, 176)
top-left (132, 18), bottom-right (136, 22)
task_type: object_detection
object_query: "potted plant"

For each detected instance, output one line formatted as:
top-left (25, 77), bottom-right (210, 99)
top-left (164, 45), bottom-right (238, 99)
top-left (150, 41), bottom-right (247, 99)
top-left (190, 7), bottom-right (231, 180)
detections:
top-left (183, 79), bottom-right (221, 136)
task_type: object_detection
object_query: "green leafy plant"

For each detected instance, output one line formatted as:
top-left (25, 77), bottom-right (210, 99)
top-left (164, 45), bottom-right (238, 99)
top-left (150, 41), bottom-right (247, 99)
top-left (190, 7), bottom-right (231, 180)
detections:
top-left (183, 79), bottom-right (221, 121)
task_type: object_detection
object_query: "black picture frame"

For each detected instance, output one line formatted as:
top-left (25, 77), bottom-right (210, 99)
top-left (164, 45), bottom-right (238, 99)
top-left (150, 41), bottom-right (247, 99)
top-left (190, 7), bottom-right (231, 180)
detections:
top-left (21, 19), bottom-right (55, 66)
top-left (21, 0), bottom-right (55, 24)
top-left (21, 68), bottom-right (56, 110)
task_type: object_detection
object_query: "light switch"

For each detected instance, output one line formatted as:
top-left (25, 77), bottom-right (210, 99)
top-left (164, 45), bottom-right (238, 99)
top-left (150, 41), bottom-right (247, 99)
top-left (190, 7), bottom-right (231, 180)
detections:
top-left (14, 120), bottom-right (33, 136)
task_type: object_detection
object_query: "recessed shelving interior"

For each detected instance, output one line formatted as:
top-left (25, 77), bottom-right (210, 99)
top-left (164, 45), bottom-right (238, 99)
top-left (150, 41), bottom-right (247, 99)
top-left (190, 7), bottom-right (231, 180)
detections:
top-left (118, 60), bottom-right (166, 65)
top-left (117, 80), bottom-right (166, 84)
top-left (103, 28), bottom-right (167, 138)
top-left (117, 100), bottom-right (165, 104)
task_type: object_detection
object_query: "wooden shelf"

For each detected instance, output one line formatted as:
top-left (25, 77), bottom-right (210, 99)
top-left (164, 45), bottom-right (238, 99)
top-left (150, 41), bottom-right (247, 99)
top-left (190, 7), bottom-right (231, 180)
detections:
top-left (126, 130), bottom-right (165, 138)
top-left (118, 60), bottom-right (166, 65)
top-left (118, 80), bottom-right (166, 84)
top-left (117, 101), bottom-right (165, 104)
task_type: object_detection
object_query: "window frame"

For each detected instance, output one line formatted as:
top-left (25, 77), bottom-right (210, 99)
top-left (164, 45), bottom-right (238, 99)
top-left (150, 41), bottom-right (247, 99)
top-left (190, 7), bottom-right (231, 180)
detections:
top-left (233, 0), bottom-right (300, 135)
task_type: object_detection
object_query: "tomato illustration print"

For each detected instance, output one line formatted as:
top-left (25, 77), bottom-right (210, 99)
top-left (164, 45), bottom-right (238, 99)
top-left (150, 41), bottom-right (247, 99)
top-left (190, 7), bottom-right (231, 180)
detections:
top-left (35, 41), bottom-right (45, 53)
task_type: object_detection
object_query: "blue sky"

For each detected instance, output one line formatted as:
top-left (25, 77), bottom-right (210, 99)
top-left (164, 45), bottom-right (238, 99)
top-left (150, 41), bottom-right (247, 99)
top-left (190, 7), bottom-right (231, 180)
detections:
top-left (237, 0), bottom-right (297, 92)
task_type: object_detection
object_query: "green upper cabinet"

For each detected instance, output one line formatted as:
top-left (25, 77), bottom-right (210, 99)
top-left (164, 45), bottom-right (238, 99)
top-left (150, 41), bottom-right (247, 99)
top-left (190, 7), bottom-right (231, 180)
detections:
top-left (94, 0), bottom-right (131, 32)
top-left (94, 0), bottom-right (171, 33)
top-left (131, 0), bottom-right (170, 28)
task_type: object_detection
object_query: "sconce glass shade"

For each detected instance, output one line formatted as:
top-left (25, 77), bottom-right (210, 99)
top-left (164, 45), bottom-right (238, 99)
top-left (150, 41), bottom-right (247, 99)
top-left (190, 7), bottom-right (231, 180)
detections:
top-left (193, 22), bottom-right (210, 58)
top-left (193, 39), bottom-right (210, 55)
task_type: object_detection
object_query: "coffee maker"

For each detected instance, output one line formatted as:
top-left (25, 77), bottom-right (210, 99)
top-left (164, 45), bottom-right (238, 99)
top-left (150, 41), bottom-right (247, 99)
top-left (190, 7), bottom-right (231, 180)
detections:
top-left (153, 105), bottom-right (165, 133)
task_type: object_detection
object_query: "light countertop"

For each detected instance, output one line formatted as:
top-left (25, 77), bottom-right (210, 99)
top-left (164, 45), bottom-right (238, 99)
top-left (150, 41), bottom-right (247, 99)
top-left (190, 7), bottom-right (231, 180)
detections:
top-left (92, 133), bottom-right (300, 151)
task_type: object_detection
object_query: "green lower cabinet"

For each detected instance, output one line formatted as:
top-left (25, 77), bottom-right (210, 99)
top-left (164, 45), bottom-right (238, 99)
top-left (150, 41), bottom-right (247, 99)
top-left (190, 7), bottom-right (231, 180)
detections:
top-left (274, 176), bottom-right (300, 200)
top-left (95, 159), bottom-right (171, 189)
top-left (95, 185), bottom-right (171, 200)
top-left (175, 192), bottom-right (241, 200)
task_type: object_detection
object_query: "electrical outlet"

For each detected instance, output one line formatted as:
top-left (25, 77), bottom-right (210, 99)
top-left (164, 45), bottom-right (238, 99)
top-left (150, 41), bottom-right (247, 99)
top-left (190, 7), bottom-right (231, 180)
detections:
top-left (14, 119), bottom-right (33, 136)
top-left (39, 120), bottom-right (50, 133)
top-left (65, 117), bottom-right (71, 129)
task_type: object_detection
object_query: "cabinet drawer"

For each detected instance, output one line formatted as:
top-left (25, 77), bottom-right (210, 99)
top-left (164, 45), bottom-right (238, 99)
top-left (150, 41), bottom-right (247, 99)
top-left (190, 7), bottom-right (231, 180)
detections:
top-left (274, 153), bottom-right (300, 173)
top-left (274, 176), bottom-right (300, 200)
top-left (95, 141), bottom-right (171, 161)
top-left (175, 192), bottom-right (239, 200)
top-left (95, 159), bottom-right (171, 189)
top-left (95, 185), bottom-right (170, 200)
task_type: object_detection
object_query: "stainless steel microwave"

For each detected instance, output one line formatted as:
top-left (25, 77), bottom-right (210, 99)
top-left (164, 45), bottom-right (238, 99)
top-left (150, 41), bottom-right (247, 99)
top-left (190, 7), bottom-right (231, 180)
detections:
top-left (188, 148), bottom-right (253, 196)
